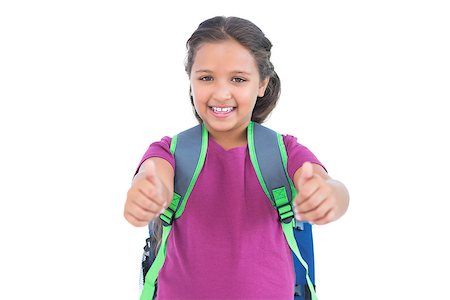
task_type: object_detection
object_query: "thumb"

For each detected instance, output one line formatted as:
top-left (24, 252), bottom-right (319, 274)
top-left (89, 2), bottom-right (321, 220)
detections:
top-left (298, 161), bottom-right (314, 187)
top-left (144, 160), bottom-right (166, 207)
top-left (145, 159), bottom-right (158, 181)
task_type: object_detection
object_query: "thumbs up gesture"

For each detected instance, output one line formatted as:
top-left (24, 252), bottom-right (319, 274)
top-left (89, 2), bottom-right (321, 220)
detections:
top-left (124, 159), bottom-right (173, 227)
top-left (293, 162), bottom-right (348, 225)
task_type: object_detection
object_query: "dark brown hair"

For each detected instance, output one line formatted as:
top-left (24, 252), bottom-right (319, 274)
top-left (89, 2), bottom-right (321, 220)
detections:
top-left (185, 16), bottom-right (281, 124)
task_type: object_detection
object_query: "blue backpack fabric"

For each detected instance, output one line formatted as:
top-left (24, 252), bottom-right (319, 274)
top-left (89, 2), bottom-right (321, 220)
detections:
top-left (140, 122), bottom-right (317, 300)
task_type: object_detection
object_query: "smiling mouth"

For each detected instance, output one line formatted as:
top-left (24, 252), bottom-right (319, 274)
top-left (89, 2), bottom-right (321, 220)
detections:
top-left (210, 106), bottom-right (235, 113)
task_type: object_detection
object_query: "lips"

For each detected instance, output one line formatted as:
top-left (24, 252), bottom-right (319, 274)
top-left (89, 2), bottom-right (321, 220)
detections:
top-left (211, 106), bottom-right (235, 113)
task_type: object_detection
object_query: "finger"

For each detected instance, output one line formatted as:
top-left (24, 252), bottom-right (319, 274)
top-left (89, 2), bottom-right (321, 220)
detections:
top-left (124, 210), bottom-right (153, 227)
top-left (138, 184), bottom-right (165, 207)
top-left (125, 204), bottom-right (156, 223)
top-left (296, 176), bottom-right (321, 204)
top-left (136, 192), bottom-right (165, 213)
top-left (293, 181), bottom-right (316, 221)
top-left (133, 178), bottom-right (166, 209)
top-left (297, 161), bottom-right (314, 188)
top-left (296, 183), bottom-right (328, 213)
top-left (127, 187), bottom-right (163, 213)
top-left (299, 197), bottom-right (333, 223)
top-left (312, 209), bottom-right (335, 225)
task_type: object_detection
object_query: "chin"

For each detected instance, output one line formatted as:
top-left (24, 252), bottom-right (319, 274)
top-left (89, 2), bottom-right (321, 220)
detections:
top-left (203, 119), bottom-right (233, 130)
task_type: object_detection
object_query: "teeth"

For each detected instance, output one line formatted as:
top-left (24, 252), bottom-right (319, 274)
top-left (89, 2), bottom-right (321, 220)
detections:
top-left (212, 107), bottom-right (233, 113)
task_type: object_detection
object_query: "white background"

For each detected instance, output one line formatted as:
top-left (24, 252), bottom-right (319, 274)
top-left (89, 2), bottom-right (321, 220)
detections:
top-left (1, 1), bottom-right (449, 299)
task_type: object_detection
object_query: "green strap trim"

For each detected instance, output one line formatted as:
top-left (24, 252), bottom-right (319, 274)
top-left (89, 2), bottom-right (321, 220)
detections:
top-left (140, 225), bottom-right (172, 300)
top-left (247, 121), bottom-right (274, 204)
top-left (158, 134), bottom-right (180, 226)
top-left (159, 193), bottom-right (181, 226)
top-left (174, 123), bottom-right (208, 218)
top-left (276, 133), bottom-right (297, 199)
top-left (282, 222), bottom-right (318, 300)
top-left (170, 134), bottom-right (178, 155)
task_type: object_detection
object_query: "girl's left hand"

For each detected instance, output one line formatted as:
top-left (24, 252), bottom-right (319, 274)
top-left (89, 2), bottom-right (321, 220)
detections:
top-left (293, 162), bottom-right (349, 225)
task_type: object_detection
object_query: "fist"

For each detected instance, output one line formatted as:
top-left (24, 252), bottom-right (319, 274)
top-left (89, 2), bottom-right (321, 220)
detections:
top-left (293, 162), bottom-right (338, 225)
top-left (124, 160), bottom-right (168, 227)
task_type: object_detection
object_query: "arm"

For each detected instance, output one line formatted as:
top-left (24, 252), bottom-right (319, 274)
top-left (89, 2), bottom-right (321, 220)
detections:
top-left (293, 162), bottom-right (349, 225)
top-left (124, 157), bottom-right (174, 227)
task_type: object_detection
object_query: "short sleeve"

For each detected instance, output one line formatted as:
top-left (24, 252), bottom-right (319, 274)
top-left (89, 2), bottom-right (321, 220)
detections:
top-left (283, 134), bottom-right (326, 180)
top-left (134, 136), bottom-right (175, 175)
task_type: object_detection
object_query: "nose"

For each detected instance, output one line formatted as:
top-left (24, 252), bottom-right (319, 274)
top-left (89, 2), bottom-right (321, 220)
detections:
top-left (212, 81), bottom-right (232, 101)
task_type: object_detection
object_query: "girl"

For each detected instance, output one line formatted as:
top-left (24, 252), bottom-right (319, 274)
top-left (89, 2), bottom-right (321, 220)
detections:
top-left (124, 16), bottom-right (349, 299)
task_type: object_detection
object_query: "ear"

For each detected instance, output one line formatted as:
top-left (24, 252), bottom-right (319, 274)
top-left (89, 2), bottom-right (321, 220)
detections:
top-left (258, 77), bottom-right (270, 97)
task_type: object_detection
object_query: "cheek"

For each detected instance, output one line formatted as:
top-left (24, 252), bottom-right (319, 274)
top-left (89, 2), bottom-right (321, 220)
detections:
top-left (191, 84), bottom-right (203, 102)
top-left (192, 90), bottom-right (208, 108)
top-left (191, 81), bottom-right (208, 97)
top-left (238, 88), bottom-right (259, 107)
top-left (191, 90), bottom-right (210, 116)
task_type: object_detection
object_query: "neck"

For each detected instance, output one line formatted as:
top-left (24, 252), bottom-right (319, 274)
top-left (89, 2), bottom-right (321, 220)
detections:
top-left (206, 125), bottom-right (249, 150)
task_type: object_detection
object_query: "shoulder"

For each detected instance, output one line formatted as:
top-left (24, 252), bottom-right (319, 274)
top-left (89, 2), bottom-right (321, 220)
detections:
top-left (145, 136), bottom-right (173, 156)
top-left (135, 136), bottom-right (174, 175)
top-left (281, 133), bottom-right (326, 179)
top-left (155, 136), bottom-right (173, 150)
top-left (282, 134), bottom-right (313, 156)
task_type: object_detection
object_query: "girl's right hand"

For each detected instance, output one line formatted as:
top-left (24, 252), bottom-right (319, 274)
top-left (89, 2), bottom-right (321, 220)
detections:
top-left (124, 159), bottom-right (171, 227)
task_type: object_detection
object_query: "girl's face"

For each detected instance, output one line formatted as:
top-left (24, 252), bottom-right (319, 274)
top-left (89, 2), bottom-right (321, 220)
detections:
top-left (190, 39), bottom-right (268, 143)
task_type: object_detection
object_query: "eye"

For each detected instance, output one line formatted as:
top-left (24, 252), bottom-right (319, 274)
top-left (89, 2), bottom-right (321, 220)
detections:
top-left (199, 76), bottom-right (213, 81)
top-left (232, 77), bottom-right (246, 83)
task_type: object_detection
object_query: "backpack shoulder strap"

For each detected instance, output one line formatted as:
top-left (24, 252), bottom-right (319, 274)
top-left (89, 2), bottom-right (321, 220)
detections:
top-left (159, 123), bottom-right (208, 226)
top-left (247, 121), bottom-right (318, 300)
top-left (141, 124), bottom-right (208, 299)
top-left (247, 121), bottom-right (295, 223)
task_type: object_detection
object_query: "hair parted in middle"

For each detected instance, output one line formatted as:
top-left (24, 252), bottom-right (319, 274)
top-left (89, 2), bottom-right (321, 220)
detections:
top-left (185, 16), bottom-right (281, 124)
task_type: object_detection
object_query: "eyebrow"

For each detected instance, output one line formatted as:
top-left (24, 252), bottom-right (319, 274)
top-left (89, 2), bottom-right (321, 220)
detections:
top-left (194, 69), bottom-right (252, 75)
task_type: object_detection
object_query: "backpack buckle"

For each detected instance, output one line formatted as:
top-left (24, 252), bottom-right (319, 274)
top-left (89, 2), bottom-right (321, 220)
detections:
top-left (278, 203), bottom-right (294, 224)
top-left (159, 193), bottom-right (181, 227)
top-left (159, 206), bottom-right (176, 226)
top-left (272, 187), bottom-right (294, 224)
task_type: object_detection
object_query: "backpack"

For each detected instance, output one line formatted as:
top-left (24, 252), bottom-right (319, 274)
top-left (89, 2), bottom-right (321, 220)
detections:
top-left (139, 121), bottom-right (318, 300)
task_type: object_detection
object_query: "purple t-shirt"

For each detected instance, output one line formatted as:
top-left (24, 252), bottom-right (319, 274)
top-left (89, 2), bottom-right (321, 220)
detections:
top-left (138, 133), bottom-right (323, 300)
